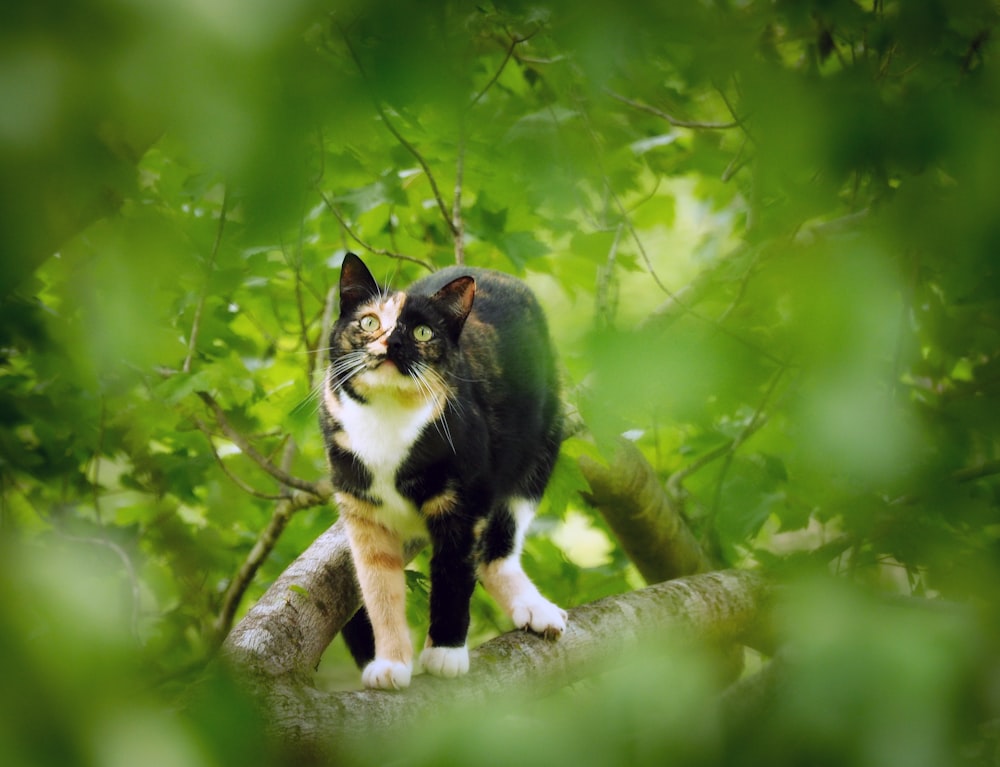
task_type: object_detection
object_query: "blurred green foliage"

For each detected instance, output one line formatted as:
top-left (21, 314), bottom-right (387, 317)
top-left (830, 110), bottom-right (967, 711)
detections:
top-left (2, 0), bottom-right (1000, 764)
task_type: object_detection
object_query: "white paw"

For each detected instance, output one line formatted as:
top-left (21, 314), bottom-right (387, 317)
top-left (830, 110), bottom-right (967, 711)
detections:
top-left (361, 658), bottom-right (412, 690)
top-left (511, 597), bottom-right (567, 639)
top-left (420, 645), bottom-right (470, 678)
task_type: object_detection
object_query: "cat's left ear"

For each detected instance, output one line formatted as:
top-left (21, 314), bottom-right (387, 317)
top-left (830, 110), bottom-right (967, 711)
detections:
top-left (432, 276), bottom-right (476, 340)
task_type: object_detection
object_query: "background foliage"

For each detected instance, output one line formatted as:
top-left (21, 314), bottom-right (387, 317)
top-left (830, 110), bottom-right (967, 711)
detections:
top-left (2, 0), bottom-right (1000, 764)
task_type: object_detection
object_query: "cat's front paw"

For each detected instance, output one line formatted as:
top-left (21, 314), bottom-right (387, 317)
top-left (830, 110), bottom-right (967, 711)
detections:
top-left (362, 658), bottom-right (413, 690)
top-left (420, 645), bottom-right (470, 678)
top-left (511, 597), bottom-right (567, 640)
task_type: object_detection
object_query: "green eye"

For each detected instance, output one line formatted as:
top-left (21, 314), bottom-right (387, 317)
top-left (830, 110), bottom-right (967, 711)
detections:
top-left (359, 314), bottom-right (380, 332)
top-left (413, 324), bottom-right (433, 342)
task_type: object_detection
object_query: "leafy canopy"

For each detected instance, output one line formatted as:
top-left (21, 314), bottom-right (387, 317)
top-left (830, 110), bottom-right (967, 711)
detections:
top-left (1, 0), bottom-right (1000, 765)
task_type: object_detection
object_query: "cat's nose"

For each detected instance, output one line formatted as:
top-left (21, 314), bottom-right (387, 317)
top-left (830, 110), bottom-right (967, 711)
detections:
top-left (387, 331), bottom-right (404, 355)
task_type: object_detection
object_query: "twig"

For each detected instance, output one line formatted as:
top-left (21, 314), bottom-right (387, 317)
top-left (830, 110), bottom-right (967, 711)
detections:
top-left (594, 224), bottom-right (623, 328)
top-left (318, 191), bottom-right (434, 272)
top-left (716, 247), bottom-right (763, 325)
top-left (192, 417), bottom-right (286, 501)
top-left (707, 368), bottom-right (788, 532)
top-left (337, 24), bottom-right (457, 253)
top-left (184, 186), bottom-right (229, 374)
top-left (722, 136), bottom-right (750, 182)
top-left (606, 90), bottom-right (741, 130)
top-left (211, 480), bottom-right (334, 646)
top-left (54, 527), bottom-right (143, 642)
top-left (469, 32), bottom-right (523, 108)
top-left (195, 391), bottom-right (320, 495)
top-left (314, 284), bottom-right (338, 388)
top-left (375, 104), bottom-right (459, 241)
top-left (953, 459), bottom-right (1000, 484)
top-left (666, 414), bottom-right (772, 503)
top-left (453, 130), bottom-right (467, 265)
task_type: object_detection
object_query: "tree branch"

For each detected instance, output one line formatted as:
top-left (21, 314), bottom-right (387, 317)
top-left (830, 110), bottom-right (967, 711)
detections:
top-left (183, 186), bottom-right (229, 374)
top-left (224, 567), bottom-right (767, 744)
top-left (375, 104), bottom-right (458, 240)
top-left (317, 191), bottom-right (434, 272)
top-left (192, 417), bottom-right (286, 501)
top-left (580, 438), bottom-right (714, 583)
top-left (605, 90), bottom-right (741, 130)
top-left (453, 130), bottom-right (467, 265)
top-left (211, 480), bottom-right (334, 646)
top-left (195, 391), bottom-right (321, 495)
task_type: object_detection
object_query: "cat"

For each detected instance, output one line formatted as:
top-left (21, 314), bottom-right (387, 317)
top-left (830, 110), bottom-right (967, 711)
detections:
top-left (320, 252), bottom-right (566, 690)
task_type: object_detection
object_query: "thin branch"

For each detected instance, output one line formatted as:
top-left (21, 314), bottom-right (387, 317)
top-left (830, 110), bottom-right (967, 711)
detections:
top-left (184, 186), bottom-right (229, 374)
top-left (606, 90), bottom-right (741, 130)
top-left (211, 481), bottom-right (334, 646)
top-left (953, 459), bottom-right (1000, 484)
top-left (192, 417), bottom-right (286, 501)
top-left (604, 168), bottom-right (679, 301)
top-left (318, 191), bottom-right (434, 272)
top-left (54, 528), bottom-right (142, 642)
top-left (453, 130), bottom-right (467, 265)
top-left (716, 247), bottom-right (763, 325)
top-left (313, 283), bottom-right (338, 389)
top-left (376, 104), bottom-right (459, 240)
top-left (195, 391), bottom-right (321, 495)
top-left (707, 368), bottom-right (788, 530)
top-left (715, 82), bottom-right (755, 142)
top-left (285, 214), bottom-right (313, 382)
top-left (469, 32), bottom-right (522, 108)
top-left (594, 224), bottom-right (623, 329)
top-left (337, 24), bottom-right (457, 250)
top-left (722, 135), bottom-right (750, 182)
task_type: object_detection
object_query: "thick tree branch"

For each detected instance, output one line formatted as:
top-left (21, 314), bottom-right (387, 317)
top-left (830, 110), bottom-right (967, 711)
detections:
top-left (580, 438), bottom-right (713, 583)
top-left (224, 559), bottom-right (766, 744)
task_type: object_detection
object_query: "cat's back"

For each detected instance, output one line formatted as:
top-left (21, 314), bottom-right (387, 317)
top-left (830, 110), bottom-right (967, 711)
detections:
top-left (408, 266), bottom-right (548, 341)
top-left (409, 265), bottom-right (557, 420)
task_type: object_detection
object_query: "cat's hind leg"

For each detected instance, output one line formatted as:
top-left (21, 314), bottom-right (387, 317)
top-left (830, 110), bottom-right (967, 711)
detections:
top-left (477, 498), bottom-right (567, 639)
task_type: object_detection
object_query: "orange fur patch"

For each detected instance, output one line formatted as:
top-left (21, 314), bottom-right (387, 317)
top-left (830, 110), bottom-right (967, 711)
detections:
top-left (343, 507), bottom-right (412, 665)
top-left (422, 488), bottom-right (458, 517)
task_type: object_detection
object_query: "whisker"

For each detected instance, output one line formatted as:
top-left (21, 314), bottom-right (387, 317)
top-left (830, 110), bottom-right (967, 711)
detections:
top-left (291, 374), bottom-right (329, 416)
top-left (413, 362), bottom-right (458, 454)
top-left (329, 350), bottom-right (373, 390)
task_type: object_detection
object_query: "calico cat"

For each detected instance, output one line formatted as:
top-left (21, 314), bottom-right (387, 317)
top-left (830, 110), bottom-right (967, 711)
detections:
top-left (320, 252), bottom-right (566, 690)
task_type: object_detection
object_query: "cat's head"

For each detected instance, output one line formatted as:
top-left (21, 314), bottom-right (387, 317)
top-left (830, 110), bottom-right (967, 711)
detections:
top-left (328, 253), bottom-right (475, 400)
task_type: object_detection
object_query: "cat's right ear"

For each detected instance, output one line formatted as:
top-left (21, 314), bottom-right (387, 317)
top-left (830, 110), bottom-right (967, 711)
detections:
top-left (339, 253), bottom-right (380, 315)
top-left (431, 276), bottom-right (476, 341)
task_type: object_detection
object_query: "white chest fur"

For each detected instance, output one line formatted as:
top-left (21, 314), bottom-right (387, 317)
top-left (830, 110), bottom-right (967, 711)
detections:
top-left (337, 390), bottom-right (436, 539)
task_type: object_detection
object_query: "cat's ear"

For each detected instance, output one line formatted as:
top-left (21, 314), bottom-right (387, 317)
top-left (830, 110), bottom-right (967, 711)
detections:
top-left (339, 252), bottom-right (380, 315)
top-left (431, 276), bottom-right (476, 340)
